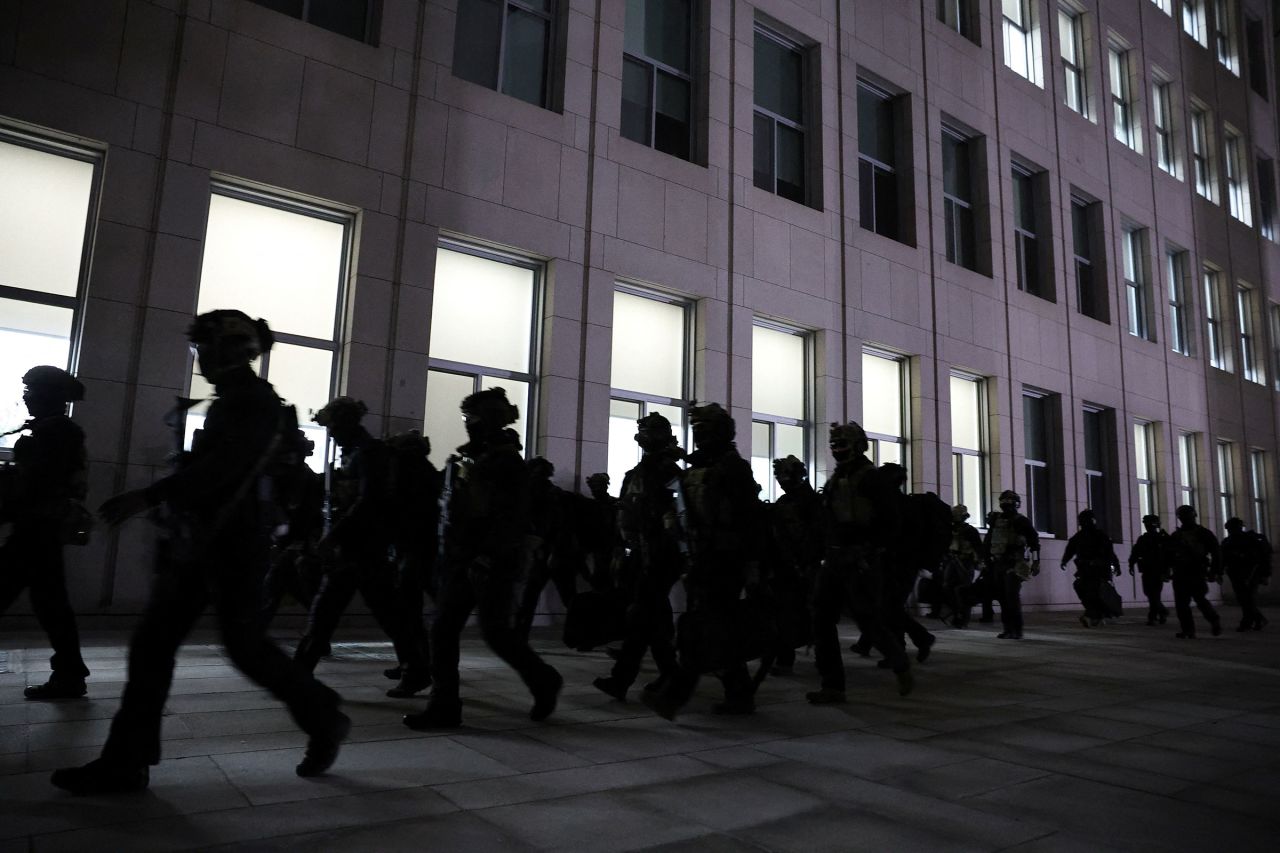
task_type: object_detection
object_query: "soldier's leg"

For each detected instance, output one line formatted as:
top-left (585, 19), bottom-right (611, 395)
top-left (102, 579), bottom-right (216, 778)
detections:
top-left (295, 561), bottom-right (359, 671)
top-left (26, 536), bottom-right (90, 681)
top-left (1191, 578), bottom-right (1220, 632)
top-left (810, 567), bottom-right (846, 692)
top-left (1172, 575), bottom-right (1196, 636)
top-left (608, 571), bottom-right (659, 688)
top-left (425, 565), bottom-right (475, 707)
top-left (357, 557), bottom-right (428, 678)
top-left (100, 568), bottom-right (208, 767)
top-left (514, 555), bottom-right (550, 640)
top-left (473, 570), bottom-right (562, 720)
top-left (1001, 573), bottom-right (1024, 637)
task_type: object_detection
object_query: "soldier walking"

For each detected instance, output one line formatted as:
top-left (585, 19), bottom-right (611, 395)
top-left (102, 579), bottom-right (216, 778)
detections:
top-left (945, 505), bottom-right (985, 628)
top-left (984, 490), bottom-right (1040, 640)
top-left (0, 366), bottom-right (92, 699)
top-left (1128, 514), bottom-right (1171, 625)
top-left (1167, 505), bottom-right (1223, 639)
top-left (767, 455), bottom-right (822, 673)
top-left (1061, 509), bottom-right (1122, 627)
top-left (1221, 517), bottom-right (1271, 631)
top-left (52, 311), bottom-right (349, 794)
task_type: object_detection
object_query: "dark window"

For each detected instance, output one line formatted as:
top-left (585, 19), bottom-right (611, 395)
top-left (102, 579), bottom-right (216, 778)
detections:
top-left (1258, 156), bottom-right (1277, 240)
top-left (858, 81), bottom-right (901, 241)
top-left (938, 0), bottom-right (977, 43)
top-left (1247, 16), bottom-right (1268, 98)
top-left (942, 126), bottom-right (976, 270)
top-left (753, 26), bottom-right (808, 204)
top-left (250, 0), bottom-right (374, 41)
top-left (1083, 406), bottom-right (1114, 535)
top-left (1072, 197), bottom-right (1105, 321)
top-left (621, 0), bottom-right (694, 161)
top-left (1012, 165), bottom-right (1048, 299)
top-left (1023, 392), bottom-right (1056, 534)
top-left (453, 0), bottom-right (556, 109)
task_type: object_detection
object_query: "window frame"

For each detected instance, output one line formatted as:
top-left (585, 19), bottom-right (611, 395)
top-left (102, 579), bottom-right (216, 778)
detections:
top-left (941, 124), bottom-right (978, 271)
top-left (862, 347), bottom-right (911, 478)
top-left (248, 0), bottom-right (379, 43)
top-left (1083, 405), bottom-right (1116, 536)
top-left (1059, 6), bottom-right (1088, 118)
top-left (1204, 264), bottom-right (1230, 371)
top-left (1213, 0), bottom-right (1240, 74)
top-left (1109, 43), bottom-right (1140, 152)
top-left (1270, 303), bottom-right (1280, 392)
top-left (1122, 224), bottom-right (1152, 340)
top-left (1237, 282), bottom-right (1263, 384)
top-left (856, 78), bottom-right (904, 242)
top-left (452, 0), bottom-right (560, 110)
top-left (1224, 128), bottom-right (1252, 225)
top-left (1166, 246), bottom-right (1192, 356)
top-left (1257, 156), bottom-right (1277, 240)
top-left (1217, 439), bottom-right (1237, 525)
top-left (1183, 0), bottom-right (1208, 47)
top-left (1135, 420), bottom-right (1158, 522)
top-left (620, 0), bottom-right (697, 161)
top-left (1071, 194), bottom-right (1106, 321)
top-left (1152, 77), bottom-right (1178, 176)
top-left (1012, 162), bottom-right (1048, 300)
top-left (752, 23), bottom-right (812, 206)
top-left (1003, 0), bottom-right (1042, 86)
top-left (1191, 105), bottom-right (1217, 202)
top-left (751, 319), bottom-right (814, 502)
top-left (427, 238), bottom-right (545, 457)
top-left (938, 0), bottom-right (978, 43)
top-left (1022, 388), bottom-right (1058, 535)
top-left (1178, 432), bottom-right (1200, 511)
top-left (1250, 448), bottom-right (1269, 537)
top-left (950, 372), bottom-right (988, 520)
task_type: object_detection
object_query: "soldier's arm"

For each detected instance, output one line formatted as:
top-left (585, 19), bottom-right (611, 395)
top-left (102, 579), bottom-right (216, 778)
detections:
top-left (1019, 517), bottom-right (1041, 556)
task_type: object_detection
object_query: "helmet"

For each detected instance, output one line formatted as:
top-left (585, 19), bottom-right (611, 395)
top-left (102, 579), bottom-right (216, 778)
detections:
top-left (313, 396), bottom-right (367, 429)
top-left (527, 456), bottom-right (555, 479)
top-left (1175, 504), bottom-right (1197, 522)
top-left (952, 504), bottom-right (970, 522)
top-left (187, 309), bottom-right (273, 358)
top-left (772, 455), bottom-right (808, 482)
top-left (1077, 509), bottom-right (1096, 524)
top-left (636, 411), bottom-right (673, 435)
top-left (1225, 516), bottom-right (1245, 530)
top-left (1141, 514), bottom-right (1160, 526)
top-left (586, 472), bottom-right (610, 488)
top-left (829, 421), bottom-right (869, 457)
top-left (998, 490), bottom-right (1021, 508)
top-left (460, 387), bottom-right (519, 427)
top-left (689, 402), bottom-right (735, 441)
top-left (21, 365), bottom-right (84, 402)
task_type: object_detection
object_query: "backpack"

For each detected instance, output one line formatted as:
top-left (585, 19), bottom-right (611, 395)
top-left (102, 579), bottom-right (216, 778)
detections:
top-left (900, 491), bottom-right (953, 571)
top-left (383, 431), bottom-right (440, 538)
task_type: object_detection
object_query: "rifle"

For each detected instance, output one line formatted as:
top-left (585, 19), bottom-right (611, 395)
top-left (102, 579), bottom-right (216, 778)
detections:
top-left (437, 454), bottom-right (458, 563)
top-left (665, 474), bottom-right (692, 559)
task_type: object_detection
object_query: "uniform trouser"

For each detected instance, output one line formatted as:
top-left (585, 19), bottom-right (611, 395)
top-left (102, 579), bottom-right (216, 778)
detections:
top-left (101, 541), bottom-right (342, 766)
top-left (260, 548), bottom-right (322, 627)
top-left (665, 563), bottom-right (754, 706)
top-left (772, 565), bottom-right (812, 667)
top-left (516, 552), bottom-right (581, 640)
top-left (885, 570), bottom-right (934, 650)
top-left (429, 558), bottom-right (556, 707)
top-left (1227, 570), bottom-right (1262, 627)
top-left (1072, 571), bottom-right (1109, 621)
top-left (609, 564), bottom-right (678, 687)
top-left (1139, 571), bottom-right (1168, 620)
top-left (0, 522), bottom-right (89, 680)
top-left (298, 548), bottom-right (428, 676)
top-left (394, 544), bottom-right (433, 660)
top-left (1172, 572), bottom-right (1219, 635)
top-left (1000, 571), bottom-right (1024, 635)
top-left (945, 558), bottom-right (975, 625)
top-left (813, 561), bottom-right (908, 691)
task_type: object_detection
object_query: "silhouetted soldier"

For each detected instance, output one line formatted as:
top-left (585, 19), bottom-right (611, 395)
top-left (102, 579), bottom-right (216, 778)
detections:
top-left (644, 403), bottom-right (763, 718)
top-left (381, 429), bottom-right (440, 683)
top-left (945, 504), bottom-right (985, 628)
top-left (293, 397), bottom-right (431, 699)
top-left (581, 472), bottom-right (620, 592)
top-left (1062, 509), bottom-right (1122, 627)
top-left (593, 412), bottom-right (683, 702)
top-left (52, 311), bottom-right (348, 794)
top-left (517, 457), bottom-right (580, 639)
top-left (808, 422), bottom-right (912, 703)
top-left (1167, 505), bottom-right (1222, 639)
top-left (767, 455), bottom-right (822, 673)
top-left (984, 490), bottom-right (1039, 640)
top-left (1128, 514), bottom-right (1171, 625)
top-left (1221, 517), bottom-right (1271, 631)
top-left (973, 509), bottom-right (1004, 623)
top-left (879, 466), bottom-right (940, 664)
top-left (404, 388), bottom-right (562, 729)
top-left (260, 428), bottom-right (326, 628)
top-left (0, 365), bottom-right (91, 699)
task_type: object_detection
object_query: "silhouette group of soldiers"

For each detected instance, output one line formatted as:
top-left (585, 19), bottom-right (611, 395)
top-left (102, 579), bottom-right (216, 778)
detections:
top-left (0, 308), bottom-right (1271, 796)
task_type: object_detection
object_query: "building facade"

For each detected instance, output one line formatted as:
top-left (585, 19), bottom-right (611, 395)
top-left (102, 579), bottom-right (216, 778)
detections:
top-left (2, 0), bottom-right (1278, 612)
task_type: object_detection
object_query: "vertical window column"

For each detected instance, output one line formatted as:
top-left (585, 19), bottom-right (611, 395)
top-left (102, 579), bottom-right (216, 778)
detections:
top-left (1250, 449), bottom-right (1269, 536)
top-left (1122, 226), bottom-right (1151, 340)
top-left (1166, 247), bottom-right (1191, 355)
top-left (857, 80), bottom-right (906, 243)
top-left (1237, 283), bottom-right (1263, 384)
top-left (862, 350), bottom-right (909, 472)
top-left (1224, 129), bottom-right (1252, 224)
top-left (1152, 79), bottom-right (1177, 176)
top-left (1135, 421), bottom-right (1158, 520)
top-left (1204, 265), bottom-right (1230, 370)
top-left (1013, 163), bottom-right (1049, 299)
top-left (753, 25), bottom-right (810, 205)
top-left (751, 323), bottom-right (811, 501)
top-left (605, 288), bottom-right (689, 489)
top-left (1060, 7), bottom-right (1088, 117)
top-left (1191, 107), bottom-right (1217, 201)
top-left (1003, 0), bottom-right (1041, 85)
top-left (425, 245), bottom-right (541, 467)
top-left (1109, 45), bottom-right (1140, 152)
top-left (192, 186), bottom-right (353, 467)
top-left (1072, 195), bottom-right (1105, 320)
top-left (0, 133), bottom-right (98, 447)
top-left (1178, 433), bottom-right (1200, 510)
top-left (1023, 390), bottom-right (1058, 533)
top-left (950, 374), bottom-right (987, 517)
top-left (1217, 440), bottom-right (1237, 524)
top-left (621, 0), bottom-right (695, 161)
top-left (1083, 406), bottom-right (1115, 534)
top-left (942, 125), bottom-right (979, 271)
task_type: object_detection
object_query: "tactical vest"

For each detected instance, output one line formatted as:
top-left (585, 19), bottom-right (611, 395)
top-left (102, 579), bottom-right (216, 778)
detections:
top-left (950, 525), bottom-right (977, 561)
top-left (988, 514), bottom-right (1026, 562)
top-left (683, 463), bottom-right (742, 552)
top-left (826, 464), bottom-right (877, 533)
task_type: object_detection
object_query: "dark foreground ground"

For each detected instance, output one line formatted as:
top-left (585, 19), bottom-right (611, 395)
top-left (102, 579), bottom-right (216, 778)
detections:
top-left (1, 608), bottom-right (1278, 852)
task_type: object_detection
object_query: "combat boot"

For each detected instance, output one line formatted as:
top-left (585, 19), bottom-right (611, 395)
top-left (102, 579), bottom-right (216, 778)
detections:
top-left (296, 712), bottom-right (351, 777)
top-left (592, 676), bottom-right (629, 702)
top-left (386, 669), bottom-right (432, 698)
top-left (805, 688), bottom-right (847, 705)
top-left (403, 700), bottom-right (463, 730)
top-left (529, 667), bottom-right (564, 721)
top-left (24, 676), bottom-right (87, 701)
top-left (51, 759), bottom-right (149, 795)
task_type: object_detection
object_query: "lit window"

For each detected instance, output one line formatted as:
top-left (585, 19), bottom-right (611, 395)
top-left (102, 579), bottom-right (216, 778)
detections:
top-left (1110, 46), bottom-right (1140, 152)
top-left (621, 0), bottom-right (695, 161)
top-left (1214, 0), bottom-right (1239, 74)
top-left (1135, 421), bottom-right (1158, 521)
top-left (0, 134), bottom-right (97, 448)
top-left (950, 374), bottom-right (986, 518)
top-left (938, 0), bottom-right (977, 42)
top-left (858, 80), bottom-right (906, 243)
top-left (754, 25), bottom-right (810, 205)
top-left (426, 244), bottom-right (540, 467)
top-left (1250, 449), bottom-right (1269, 536)
top-left (1217, 440), bottom-right (1236, 524)
top-left (606, 288), bottom-right (688, 488)
top-left (191, 187), bottom-right (352, 469)
top-left (1224, 129), bottom-right (1252, 225)
top-left (1152, 79), bottom-right (1178, 176)
top-left (1072, 196), bottom-right (1106, 321)
top-left (1237, 283), bottom-right (1263, 384)
top-left (453, 0), bottom-right (558, 109)
top-left (1183, 0), bottom-right (1208, 47)
top-left (751, 323), bottom-right (811, 501)
top-left (1023, 390), bottom-right (1057, 534)
top-left (1151, 0), bottom-right (1172, 14)
top-left (248, 0), bottom-right (375, 41)
top-left (942, 125), bottom-right (978, 271)
top-left (1084, 406), bottom-right (1115, 534)
top-left (1059, 7), bottom-right (1088, 117)
top-left (1122, 226), bottom-right (1151, 340)
top-left (1013, 164), bottom-right (1049, 300)
top-left (1003, 0), bottom-right (1042, 85)
top-left (1166, 247), bottom-right (1192, 356)
top-left (1178, 433), bottom-right (1200, 510)
top-left (862, 350), bottom-right (909, 473)
top-left (1204, 265), bottom-right (1229, 370)
top-left (1191, 106), bottom-right (1217, 201)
